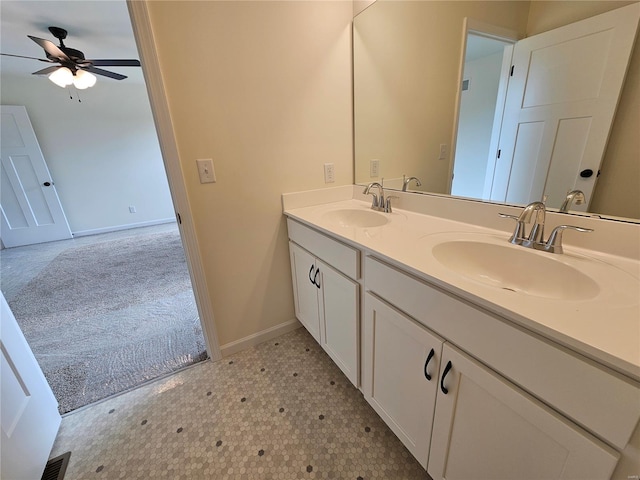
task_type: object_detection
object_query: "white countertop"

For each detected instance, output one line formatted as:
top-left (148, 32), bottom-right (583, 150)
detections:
top-left (284, 198), bottom-right (640, 382)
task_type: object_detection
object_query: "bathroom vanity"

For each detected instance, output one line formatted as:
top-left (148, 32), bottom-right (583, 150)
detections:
top-left (283, 186), bottom-right (640, 480)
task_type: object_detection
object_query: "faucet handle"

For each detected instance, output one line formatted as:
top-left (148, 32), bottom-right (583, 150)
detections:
top-left (385, 195), bottom-right (399, 213)
top-left (543, 225), bottom-right (593, 254)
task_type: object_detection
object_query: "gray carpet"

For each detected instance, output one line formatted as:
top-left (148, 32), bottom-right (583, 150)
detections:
top-left (6, 230), bottom-right (207, 414)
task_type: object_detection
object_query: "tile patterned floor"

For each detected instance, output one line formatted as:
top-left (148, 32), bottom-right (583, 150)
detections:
top-left (51, 327), bottom-right (430, 479)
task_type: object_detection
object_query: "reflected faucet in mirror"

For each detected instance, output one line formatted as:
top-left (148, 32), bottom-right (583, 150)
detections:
top-left (402, 175), bottom-right (422, 192)
top-left (559, 190), bottom-right (586, 213)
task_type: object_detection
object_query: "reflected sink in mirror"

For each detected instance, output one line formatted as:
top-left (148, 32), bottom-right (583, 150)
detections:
top-left (431, 240), bottom-right (600, 300)
top-left (321, 209), bottom-right (389, 228)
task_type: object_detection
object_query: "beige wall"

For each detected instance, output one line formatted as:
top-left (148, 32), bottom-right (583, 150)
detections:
top-left (146, 1), bottom-right (353, 347)
top-left (527, 1), bottom-right (640, 219)
top-left (353, 1), bottom-right (530, 192)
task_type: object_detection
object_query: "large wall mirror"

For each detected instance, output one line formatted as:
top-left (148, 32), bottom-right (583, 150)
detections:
top-left (353, 0), bottom-right (640, 222)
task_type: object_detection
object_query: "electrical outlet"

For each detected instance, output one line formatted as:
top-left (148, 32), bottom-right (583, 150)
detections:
top-left (370, 159), bottom-right (380, 177)
top-left (439, 144), bottom-right (448, 160)
top-left (129, 205), bottom-right (136, 213)
top-left (196, 158), bottom-right (216, 184)
top-left (324, 163), bottom-right (335, 183)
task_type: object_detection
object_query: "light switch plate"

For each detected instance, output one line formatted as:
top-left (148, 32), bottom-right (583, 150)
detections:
top-left (196, 158), bottom-right (216, 183)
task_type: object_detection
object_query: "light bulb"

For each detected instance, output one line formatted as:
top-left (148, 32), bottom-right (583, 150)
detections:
top-left (48, 67), bottom-right (74, 88)
top-left (73, 70), bottom-right (97, 89)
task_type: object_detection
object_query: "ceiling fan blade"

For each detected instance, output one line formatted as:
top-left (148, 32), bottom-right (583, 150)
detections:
top-left (1, 52), bottom-right (54, 62)
top-left (87, 59), bottom-right (141, 67)
top-left (84, 66), bottom-right (127, 80)
top-left (28, 35), bottom-right (70, 62)
top-left (32, 66), bottom-right (61, 75)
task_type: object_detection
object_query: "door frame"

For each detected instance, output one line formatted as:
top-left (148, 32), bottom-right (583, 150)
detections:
top-left (127, 1), bottom-right (221, 361)
top-left (448, 18), bottom-right (521, 195)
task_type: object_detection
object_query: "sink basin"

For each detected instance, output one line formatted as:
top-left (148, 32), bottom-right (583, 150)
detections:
top-left (321, 209), bottom-right (389, 228)
top-left (431, 240), bottom-right (600, 300)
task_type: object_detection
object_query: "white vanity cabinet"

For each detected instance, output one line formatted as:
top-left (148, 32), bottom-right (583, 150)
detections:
top-left (363, 255), bottom-right (632, 480)
top-left (287, 219), bottom-right (359, 386)
top-left (429, 343), bottom-right (618, 480)
top-left (289, 243), bottom-right (323, 342)
top-left (362, 294), bottom-right (443, 468)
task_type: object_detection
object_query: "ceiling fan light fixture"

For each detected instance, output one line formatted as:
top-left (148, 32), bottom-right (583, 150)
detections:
top-left (48, 66), bottom-right (73, 87)
top-left (73, 69), bottom-right (97, 89)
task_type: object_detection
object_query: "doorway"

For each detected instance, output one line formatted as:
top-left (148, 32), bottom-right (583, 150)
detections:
top-left (0, 0), bottom-right (213, 413)
top-left (451, 32), bottom-right (514, 199)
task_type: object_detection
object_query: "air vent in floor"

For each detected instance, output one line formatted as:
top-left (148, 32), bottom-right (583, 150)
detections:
top-left (41, 452), bottom-right (71, 480)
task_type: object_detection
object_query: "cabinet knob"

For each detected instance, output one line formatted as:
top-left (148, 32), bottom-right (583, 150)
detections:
top-left (440, 360), bottom-right (453, 394)
top-left (424, 348), bottom-right (435, 381)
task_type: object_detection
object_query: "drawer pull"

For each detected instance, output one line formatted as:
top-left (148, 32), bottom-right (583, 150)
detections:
top-left (424, 348), bottom-right (435, 381)
top-left (440, 360), bottom-right (452, 394)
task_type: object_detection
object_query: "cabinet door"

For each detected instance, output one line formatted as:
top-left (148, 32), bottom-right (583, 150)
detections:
top-left (289, 242), bottom-right (321, 342)
top-left (362, 293), bottom-right (443, 469)
top-left (429, 343), bottom-right (619, 480)
top-left (317, 259), bottom-right (359, 386)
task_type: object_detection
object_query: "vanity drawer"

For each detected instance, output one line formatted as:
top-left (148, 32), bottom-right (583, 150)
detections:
top-left (365, 255), bottom-right (640, 450)
top-left (287, 218), bottom-right (359, 280)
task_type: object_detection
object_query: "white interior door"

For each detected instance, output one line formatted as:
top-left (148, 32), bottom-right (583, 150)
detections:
top-left (1, 292), bottom-right (61, 480)
top-left (488, 4), bottom-right (640, 209)
top-left (1, 105), bottom-right (72, 248)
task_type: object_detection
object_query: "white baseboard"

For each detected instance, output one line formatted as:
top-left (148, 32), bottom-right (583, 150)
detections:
top-left (220, 319), bottom-right (302, 357)
top-left (72, 218), bottom-right (176, 238)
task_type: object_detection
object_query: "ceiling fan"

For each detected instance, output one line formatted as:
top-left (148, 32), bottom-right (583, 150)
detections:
top-left (1, 26), bottom-right (141, 89)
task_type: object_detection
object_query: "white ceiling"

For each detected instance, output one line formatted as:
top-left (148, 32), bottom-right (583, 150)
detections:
top-left (0, 0), bottom-right (144, 84)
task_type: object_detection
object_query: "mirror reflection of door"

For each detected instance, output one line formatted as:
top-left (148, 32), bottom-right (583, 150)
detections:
top-left (452, 4), bottom-right (639, 211)
top-left (451, 34), bottom-right (513, 199)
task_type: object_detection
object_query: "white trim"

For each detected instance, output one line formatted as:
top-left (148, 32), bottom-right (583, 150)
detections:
top-left (72, 218), bottom-right (176, 238)
top-left (220, 320), bottom-right (302, 357)
top-left (127, 1), bottom-right (222, 361)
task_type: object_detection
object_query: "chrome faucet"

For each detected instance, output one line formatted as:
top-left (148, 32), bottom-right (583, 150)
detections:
top-left (363, 182), bottom-right (385, 212)
top-left (500, 201), bottom-right (592, 253)
top-left (500, 201), bottom-right (545, 246)
top-left (402, 175), bottom-right (422, 192)
top-left (363, 183), bottom-right (396, 213)
top-left (559, 190), bottom-right (585, 213)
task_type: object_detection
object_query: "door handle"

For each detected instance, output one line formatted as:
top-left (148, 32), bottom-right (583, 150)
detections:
top-left (424, 348), bottom-right (435, 381)
top-left (440, 360), bottom-right (453, 394)
top-left (308, 265), bottom-right (315, 285)
top-left (313, 268), bottom-right (320, 289)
